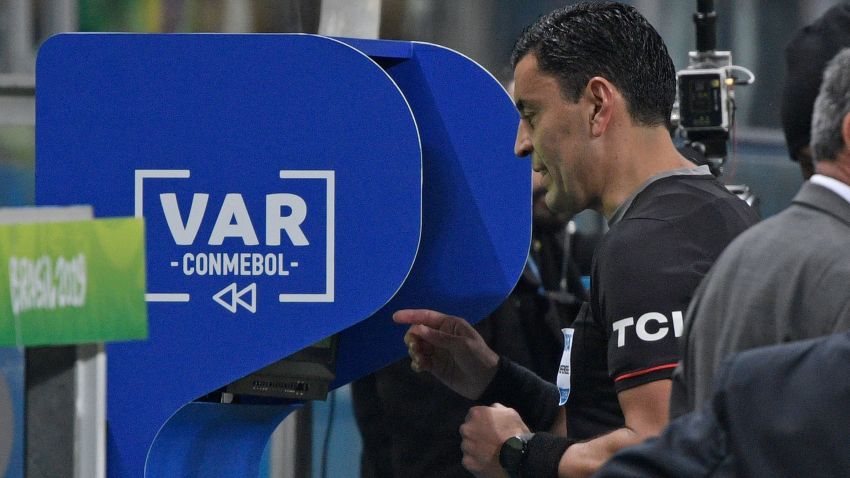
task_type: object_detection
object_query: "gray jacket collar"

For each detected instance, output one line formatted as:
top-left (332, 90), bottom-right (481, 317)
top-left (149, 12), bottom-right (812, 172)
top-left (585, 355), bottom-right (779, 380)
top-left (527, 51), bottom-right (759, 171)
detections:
top-left (793, 181), bottom-right (850, 228)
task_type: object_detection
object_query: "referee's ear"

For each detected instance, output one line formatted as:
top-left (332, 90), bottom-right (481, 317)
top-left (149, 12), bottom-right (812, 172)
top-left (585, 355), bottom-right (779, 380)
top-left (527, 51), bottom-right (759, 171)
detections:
top-left (586, 76), bottom-right (615, 137)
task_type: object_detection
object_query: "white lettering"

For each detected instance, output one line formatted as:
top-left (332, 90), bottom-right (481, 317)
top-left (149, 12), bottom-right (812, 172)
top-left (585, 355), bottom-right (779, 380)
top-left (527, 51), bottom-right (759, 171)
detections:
top-left (612, 317), bottom-right (634, 348)
top-left (55, 255), bottom-right (86, 307)
top-left (160, 193), bottom-right (208, 245)
top-left (251, 254), bottom-right (263, 275)
top-left (160, 192), bottom-right (312, 246)
top-left (612, 311), bottom-right (686, 347)
top-left (223, 254), bottom-right (238, 275)
top-left (179, 252), bottom-right (288, 277)
top-left (195, 253), bottom-right (208, 275)
top-left (183, 253), bottom-right (195, 275)
top-left (672, 310), bottom-right (684, 337)
top-left (636, 312), bottom-right (668, 342)
top-left (8, 254), bottom-right (87, 316)
top-left (209, 194), bottom-right (259, 246)
top-left (240, 253), bottom-right (251, 275)
top-left (266, 194), bottom-right (309, 246)
top-left (208, 253), bottom-right (221, 275)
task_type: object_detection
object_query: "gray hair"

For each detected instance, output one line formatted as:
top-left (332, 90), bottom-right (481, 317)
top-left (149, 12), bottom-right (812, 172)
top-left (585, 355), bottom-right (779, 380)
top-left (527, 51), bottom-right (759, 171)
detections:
top-left (811, 48), bottom-right (850, 162)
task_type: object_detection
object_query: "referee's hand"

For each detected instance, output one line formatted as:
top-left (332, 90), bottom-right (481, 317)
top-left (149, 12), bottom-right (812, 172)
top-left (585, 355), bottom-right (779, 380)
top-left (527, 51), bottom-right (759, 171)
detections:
top-left (394, 309), bottom-right (500, 400)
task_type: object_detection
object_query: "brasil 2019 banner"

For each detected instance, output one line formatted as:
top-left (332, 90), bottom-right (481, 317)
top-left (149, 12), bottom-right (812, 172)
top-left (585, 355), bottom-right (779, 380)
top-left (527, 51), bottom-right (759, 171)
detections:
top-left (0, 218), bottom-right (147, 346)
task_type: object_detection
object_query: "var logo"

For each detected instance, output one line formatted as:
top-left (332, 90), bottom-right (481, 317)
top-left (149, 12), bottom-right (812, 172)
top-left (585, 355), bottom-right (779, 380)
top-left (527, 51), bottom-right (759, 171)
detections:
top-left (159, 192), bottom-right (309, 247)
top-left (134, 169), bottom-right (335, 308)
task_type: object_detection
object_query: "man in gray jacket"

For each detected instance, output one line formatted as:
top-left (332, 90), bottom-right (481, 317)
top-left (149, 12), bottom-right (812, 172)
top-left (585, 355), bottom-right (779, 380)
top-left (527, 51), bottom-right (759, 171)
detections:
top-left (669, 47), bottom-right (850, 416)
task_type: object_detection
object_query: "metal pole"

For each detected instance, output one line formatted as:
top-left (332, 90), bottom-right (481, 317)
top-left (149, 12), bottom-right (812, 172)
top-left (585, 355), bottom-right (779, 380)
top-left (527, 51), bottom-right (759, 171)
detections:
top-left (40, 0), bottom-right (78, 39)
top-left (318, 0), bottom-right (382, 38)
top-left (222, 0), bottom-right (253, 32)
top-left (5, 0), bottom-right (34, 73)
top-left (269, 406), bottom-right (313, 478)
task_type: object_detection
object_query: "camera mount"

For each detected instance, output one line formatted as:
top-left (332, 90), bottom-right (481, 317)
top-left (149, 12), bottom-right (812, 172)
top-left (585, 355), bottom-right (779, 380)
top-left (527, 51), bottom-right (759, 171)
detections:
top-left (674, 0), bottom-right (754, 176)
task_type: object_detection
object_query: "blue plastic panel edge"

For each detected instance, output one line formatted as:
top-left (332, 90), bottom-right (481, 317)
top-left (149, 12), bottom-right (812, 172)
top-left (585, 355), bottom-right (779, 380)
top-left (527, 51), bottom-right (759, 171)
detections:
top-left (332, 39), bottom-right (531, 387)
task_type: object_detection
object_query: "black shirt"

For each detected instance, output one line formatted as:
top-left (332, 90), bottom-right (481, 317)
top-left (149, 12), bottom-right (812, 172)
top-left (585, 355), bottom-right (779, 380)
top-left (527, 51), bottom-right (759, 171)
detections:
top-left (566, 173), bottom-right (759, 439)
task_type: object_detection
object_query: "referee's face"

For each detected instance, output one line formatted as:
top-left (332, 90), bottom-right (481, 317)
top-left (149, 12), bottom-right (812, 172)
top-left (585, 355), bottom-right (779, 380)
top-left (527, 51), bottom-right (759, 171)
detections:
top-left (513, 54), bottom-right (594, 216)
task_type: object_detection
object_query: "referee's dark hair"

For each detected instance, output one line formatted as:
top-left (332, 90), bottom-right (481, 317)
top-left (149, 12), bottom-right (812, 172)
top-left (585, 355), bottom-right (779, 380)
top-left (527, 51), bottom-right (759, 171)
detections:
top-left (511, 1), bottom-right (676, 128)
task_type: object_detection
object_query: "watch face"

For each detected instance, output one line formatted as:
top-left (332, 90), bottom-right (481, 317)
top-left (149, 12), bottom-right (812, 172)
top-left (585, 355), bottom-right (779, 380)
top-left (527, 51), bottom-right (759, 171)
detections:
top-left (499, 436), bottom-right (526, 472)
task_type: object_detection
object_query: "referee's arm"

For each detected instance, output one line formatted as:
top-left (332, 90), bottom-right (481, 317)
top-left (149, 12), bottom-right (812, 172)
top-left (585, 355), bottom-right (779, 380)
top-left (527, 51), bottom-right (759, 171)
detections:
top-left (554, 379), bottom-right (671, 477)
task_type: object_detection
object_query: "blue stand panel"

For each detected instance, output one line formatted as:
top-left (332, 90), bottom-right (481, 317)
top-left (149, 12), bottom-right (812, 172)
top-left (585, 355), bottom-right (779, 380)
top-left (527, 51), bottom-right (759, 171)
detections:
top-left (145, 402), bottom-right (299, 477)
top-left (332, 39), bottom-right (530, 386)
top-left (35, 34), bottom-right (528, 477)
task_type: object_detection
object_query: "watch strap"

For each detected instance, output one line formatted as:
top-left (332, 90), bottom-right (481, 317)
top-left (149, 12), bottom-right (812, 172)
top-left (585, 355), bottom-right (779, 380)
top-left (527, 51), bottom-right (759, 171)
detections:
top-left (522, 433), bottom-right (578, 478)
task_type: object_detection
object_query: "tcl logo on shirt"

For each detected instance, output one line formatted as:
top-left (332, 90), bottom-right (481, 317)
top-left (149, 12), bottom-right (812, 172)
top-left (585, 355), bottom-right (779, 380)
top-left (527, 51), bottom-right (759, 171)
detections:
top-left (612, 311), bottom-right (684, 347)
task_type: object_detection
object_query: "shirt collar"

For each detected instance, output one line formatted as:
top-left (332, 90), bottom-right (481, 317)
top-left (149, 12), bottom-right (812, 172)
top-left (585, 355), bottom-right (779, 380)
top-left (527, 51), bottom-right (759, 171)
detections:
top-left (608, 165), bottom-right (712, 227)
top-left (809, 174), bottom-right (850, 206)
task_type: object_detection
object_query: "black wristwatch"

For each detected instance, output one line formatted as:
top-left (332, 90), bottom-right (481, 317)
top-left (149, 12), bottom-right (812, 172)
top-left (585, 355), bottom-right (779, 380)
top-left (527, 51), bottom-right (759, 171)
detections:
top-left (499, 433), bottom-right (534, 478)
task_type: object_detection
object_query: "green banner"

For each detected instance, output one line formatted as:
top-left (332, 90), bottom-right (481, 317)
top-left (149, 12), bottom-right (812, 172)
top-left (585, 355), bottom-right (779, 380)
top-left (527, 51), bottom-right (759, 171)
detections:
top-left (0, 218), bottom-right (147, 346)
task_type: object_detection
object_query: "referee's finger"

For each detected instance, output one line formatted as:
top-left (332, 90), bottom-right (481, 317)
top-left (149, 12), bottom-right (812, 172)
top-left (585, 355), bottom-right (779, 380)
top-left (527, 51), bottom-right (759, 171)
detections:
top-left (393, 309), bottom-right (456, 327)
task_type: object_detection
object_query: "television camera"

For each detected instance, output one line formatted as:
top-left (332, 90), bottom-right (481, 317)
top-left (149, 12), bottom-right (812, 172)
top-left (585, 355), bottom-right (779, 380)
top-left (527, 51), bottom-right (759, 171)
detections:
top-left (673, 0), bottom-right (755, 190)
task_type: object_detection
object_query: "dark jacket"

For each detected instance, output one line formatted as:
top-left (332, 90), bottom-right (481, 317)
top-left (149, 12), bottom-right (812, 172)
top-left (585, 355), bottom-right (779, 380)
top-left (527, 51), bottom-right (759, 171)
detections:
top-left (595, 331), bottom-right (850, 477)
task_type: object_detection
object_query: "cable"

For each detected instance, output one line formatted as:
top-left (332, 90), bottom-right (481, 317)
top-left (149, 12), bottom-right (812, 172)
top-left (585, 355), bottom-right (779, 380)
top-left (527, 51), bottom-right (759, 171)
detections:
top-left (320, 389), bottom-right (337, 478)
top-left (728, 102), bottom-right (738, 181)
top-left (725, 65), bottom-right (755, 85)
